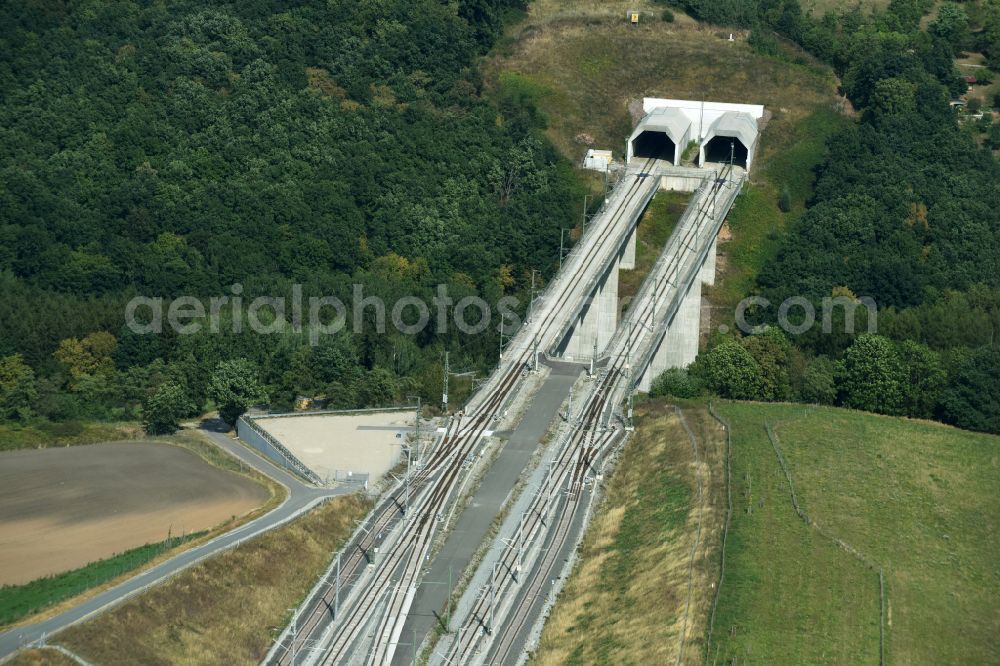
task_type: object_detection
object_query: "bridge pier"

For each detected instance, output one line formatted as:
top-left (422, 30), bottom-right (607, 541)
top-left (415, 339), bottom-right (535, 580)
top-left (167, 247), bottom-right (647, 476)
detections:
top-left (701, 237), bottom-right (716, 286)
top-left (561, 261), bottom-right (619, 361)
top-left (639, 236), bottom-right (717, 392)
top-left (552, 164), bottom-right (734, 375)
top-left (619, 226), bottom-right (637, 271)
top-left (639, 279), bottom-right (700, 392)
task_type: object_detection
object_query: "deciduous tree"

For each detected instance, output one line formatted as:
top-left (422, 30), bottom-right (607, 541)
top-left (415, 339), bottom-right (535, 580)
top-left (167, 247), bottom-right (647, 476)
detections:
top-left (143, 381), bottom-right (195, 434)
top-left (940, 346), bottom-right (1000, 433)
top-left (207, 358), bottom-right (268, 426)
top-left (0, 354), bottom-right (37, 420)
top-left (692, 340), bottom-right (766, 400)
top-left (650, 367), bottom-right (703, 399)
top-left (840, 334), bottom-right (905, 414)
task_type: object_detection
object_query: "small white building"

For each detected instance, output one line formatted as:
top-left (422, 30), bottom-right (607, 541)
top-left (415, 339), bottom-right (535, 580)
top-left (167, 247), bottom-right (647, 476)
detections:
top-left (583, 149), bottom-right (613, 171)
top-left (627, 97), bottom-right (765, 170)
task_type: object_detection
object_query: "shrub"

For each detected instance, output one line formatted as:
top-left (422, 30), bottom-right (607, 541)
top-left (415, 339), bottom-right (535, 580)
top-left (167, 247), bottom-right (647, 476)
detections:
top-left (839, 334), bottom-right (906, 415)
top-left (143, 382), bottom-right (195, 435)
top-left (988, 123), bottom-right (1000, 150)
top-left (748, 28), bottom-right (781, 57)
top-left (800, 357), bottom-right (838, 405)
top-left (691, 340), bottom-right (765, 400)
top-left (39, 420), bottom-right (84, 438)
top-left (742, 328), bottom-right (796, 401)
top-left (778, 185), bottom-right (792, 212)
top-left (661, 9), bottom-right (675, 22)
top-left (650, 367), bottom-right (702, 398)
top-left (681, 140), bottom-right (699, 162)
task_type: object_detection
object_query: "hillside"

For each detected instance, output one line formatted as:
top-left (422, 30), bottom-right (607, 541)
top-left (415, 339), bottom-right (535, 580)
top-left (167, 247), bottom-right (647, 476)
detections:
top-left (486, 0), bottom-right (837, 163)
top-left (484, 0), bottom-right (847, 319)
top-left (664, 0), bottom-right (1000, 434)
top-left (0, 0), bottom-right (578, 427)
top-left (532, 400), bottom-right (999, 664)
top-left (713, 401), bottom-right (999, 664)
top-left (529, 404), bottom-right (726, 665)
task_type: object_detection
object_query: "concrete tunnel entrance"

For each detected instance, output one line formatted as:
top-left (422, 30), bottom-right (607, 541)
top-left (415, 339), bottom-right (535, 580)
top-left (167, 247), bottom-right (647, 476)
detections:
top-left (703, 136), bottom-right (748, 168)
top-left (631, 131), bottom-right (677, 161)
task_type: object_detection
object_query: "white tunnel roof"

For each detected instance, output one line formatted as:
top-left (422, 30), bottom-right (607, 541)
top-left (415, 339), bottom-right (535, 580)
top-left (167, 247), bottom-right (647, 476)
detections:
top-left (629, 107), bottom-right (692, 144)
top-left (702, 111), bottom-right (758, 150)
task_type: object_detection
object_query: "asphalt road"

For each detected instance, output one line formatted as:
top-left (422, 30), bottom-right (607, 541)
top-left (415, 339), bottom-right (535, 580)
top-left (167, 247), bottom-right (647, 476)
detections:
top-left (0, 419), bottom-right (347, 661)
top-left (390, 366), bottom-right (581, 666)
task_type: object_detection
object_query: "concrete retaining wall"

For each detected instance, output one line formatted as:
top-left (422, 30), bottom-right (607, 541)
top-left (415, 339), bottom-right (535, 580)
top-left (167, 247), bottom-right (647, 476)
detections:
top-left (236, 416), bottom-right (323, 485)
top-left (658, 174), bottom-right (704, 192)
top-left (236, 418), bottom-right (288, 469)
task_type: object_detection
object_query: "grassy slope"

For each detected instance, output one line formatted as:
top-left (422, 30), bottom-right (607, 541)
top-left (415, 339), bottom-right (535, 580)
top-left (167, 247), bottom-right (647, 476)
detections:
top-left (486, 1), bottom-right (845, 329)
top-left (0, 421), bottom-right (142, 452)
top-left (536, 400), bottom-right (998, 665)
top-left (619, 190), bottom-right (691, 310)
top-left (8, 649), bottom-right (77, 666)
top-left (56, 493), bottom-right (371, 665)
top-left (713, 402), bottom-right (1000, 665)
top-left (530, 404), bottom-right (726, 665)
top-left (488, 2), bottom-right (837, 163)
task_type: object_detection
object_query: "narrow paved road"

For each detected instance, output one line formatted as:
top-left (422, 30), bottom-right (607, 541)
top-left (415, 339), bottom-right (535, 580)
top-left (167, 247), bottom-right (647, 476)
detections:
top-left (390, 365), bottom-right (581, 665)
top-left (0, 419), bottom-right (348, 661)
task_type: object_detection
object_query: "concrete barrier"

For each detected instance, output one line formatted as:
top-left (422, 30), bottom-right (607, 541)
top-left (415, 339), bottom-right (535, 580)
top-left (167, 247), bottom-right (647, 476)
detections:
top-left (236, 416), bottom-right (323, 485)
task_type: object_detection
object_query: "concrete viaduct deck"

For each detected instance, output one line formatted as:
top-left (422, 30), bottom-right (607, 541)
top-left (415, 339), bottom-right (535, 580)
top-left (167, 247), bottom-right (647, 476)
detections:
top-left (429, 162), bottom-right (745, 666)
top-left (2, 99), bottom-right (753, 666)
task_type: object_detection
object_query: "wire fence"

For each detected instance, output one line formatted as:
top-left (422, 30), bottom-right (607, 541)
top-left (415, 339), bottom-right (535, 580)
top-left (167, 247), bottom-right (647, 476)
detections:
top-left (763, 421), bottom-right (886, 666)
top-left (674, 406), bottom-right (706, 666)
top-left (704, 402), bottom-right (733, 666)
top-left (332, 470), bottom-right (371, 485)
top-left (263, 490), bottom-right (393, 665)
top-left (703, 408), bottom-right (887, 666)
top-left (254, 405), bottom-right (416, 419)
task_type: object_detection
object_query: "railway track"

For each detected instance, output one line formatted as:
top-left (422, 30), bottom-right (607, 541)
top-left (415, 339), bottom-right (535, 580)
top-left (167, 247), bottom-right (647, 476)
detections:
top-left (430, 164), bottom-right (744, 665)
top-left (358, 159), bottom-right (660, 664)
top-left (484, 389), bottom-right (630, 665)
top-left (314, 366), bottom-right (526, 665)
top-left (271, 370), bottom-right (522, 665)
top-left (270, 158), bottom-right (662, 666)
top-left (442, 364), bottom-right (624, 664)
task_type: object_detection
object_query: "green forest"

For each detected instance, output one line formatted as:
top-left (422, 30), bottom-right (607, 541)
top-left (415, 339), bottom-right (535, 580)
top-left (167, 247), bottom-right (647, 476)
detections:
top-left (654, 0), bottom-right (1000, 433)
top-left (2, 0), bottom-right (999, 436)
top-left (0, 0), bottom-right (583, 429)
